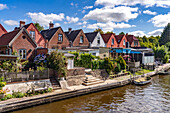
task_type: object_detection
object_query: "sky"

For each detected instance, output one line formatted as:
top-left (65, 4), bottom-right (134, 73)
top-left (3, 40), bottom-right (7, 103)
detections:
top-left (0, 0), bottom-right (170, 37)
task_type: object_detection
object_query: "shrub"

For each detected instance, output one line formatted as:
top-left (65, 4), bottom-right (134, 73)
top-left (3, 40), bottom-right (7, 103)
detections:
top-left (47, 88), bottom-right (53, 92)
top-left (0, 77), bottom-right (6, 90)
top-left (6, 94), bottom-right (12, 99)
top-left (115, 63), bottom-right (121, 73)
top-left (116, 56), bottom-right (126, 70)
top-left (12, 91), bottom-right (25, 98)
top-left (103, 57), bottom-right (115, 74)
top-left (1, 97), bottom-right (7, 101)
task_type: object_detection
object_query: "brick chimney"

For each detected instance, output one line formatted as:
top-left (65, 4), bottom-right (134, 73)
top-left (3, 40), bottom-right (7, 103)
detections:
top-left (20, 21), bottom-right (25, 28)
top-left (126, 33), bottom-right (128, 37)
top-left (49, 22), bottom-right (54, 29)
top-left (68, 28), bottom-right (72, 33)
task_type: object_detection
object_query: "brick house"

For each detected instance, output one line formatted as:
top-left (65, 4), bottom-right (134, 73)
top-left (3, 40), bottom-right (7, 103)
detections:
top-left (0, 24), bottom-right (7, 37)
top-left (101, 33), bottom-right (118, 48)
top-left (41, 23), bottom-right (70, 50)
top-left (115, 35), bottom-right (128, 48)
top-left (15, 21), bottom-right (46, 48)
top-left (0, 27), bottom-right (37, 61)
top-left (126, 34), bottom-right (140, 47)
top-left (65, 28), bottom-right (89, 47)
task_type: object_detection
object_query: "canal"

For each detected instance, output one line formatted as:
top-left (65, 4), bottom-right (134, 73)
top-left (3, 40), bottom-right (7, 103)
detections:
top-left (12, 75), bottom-right (170, 113)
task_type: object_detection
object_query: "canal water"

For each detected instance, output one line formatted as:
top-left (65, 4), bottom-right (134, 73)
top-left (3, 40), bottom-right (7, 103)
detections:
top-left (13, 75), bottom-right (170, 113)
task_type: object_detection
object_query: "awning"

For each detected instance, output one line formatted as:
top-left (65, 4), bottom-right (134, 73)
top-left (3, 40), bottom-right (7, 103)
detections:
top-left (130, 51), bottom-right (141, 54)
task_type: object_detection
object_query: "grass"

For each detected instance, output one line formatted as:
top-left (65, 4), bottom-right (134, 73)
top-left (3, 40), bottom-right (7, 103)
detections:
top-left (135, 69), bottom-right (154, 76)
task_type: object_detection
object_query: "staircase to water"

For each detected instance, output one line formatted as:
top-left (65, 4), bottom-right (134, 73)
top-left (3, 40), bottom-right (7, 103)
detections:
top-left (50, 77), bottom-right (61, 90)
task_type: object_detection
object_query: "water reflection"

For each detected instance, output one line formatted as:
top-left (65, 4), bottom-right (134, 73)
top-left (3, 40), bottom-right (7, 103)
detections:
top-left (12, 75), bottom-right (170, 113)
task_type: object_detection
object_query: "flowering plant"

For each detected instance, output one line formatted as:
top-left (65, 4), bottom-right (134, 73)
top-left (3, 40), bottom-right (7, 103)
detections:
top-left (0, 88), bottom-right (10, 94)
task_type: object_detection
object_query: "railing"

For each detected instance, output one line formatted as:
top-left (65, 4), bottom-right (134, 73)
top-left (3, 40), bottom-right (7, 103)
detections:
top-left (0, 69), bottom-right (52, 83)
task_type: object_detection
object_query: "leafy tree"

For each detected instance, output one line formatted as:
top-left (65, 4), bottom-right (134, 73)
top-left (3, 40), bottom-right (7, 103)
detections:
top-left (34, 23), bottom-right (44, 32)
top-left (160, 23), bottom-right (170, 45)
top-left (105, 31), bottom-right (113, 34)
top-left (103, 57), bottom-right (115, 74)
top-left (47, 50), bottom-right (67, 77)
top-left (116, 56), bottom-right (126, 70)
top-left (94, 28), bottom-right (104, 34)
top-left (119, 32), bottom-right (125, 35)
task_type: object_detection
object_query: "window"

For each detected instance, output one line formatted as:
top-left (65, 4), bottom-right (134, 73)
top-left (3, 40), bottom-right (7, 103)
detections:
top-left (123, 40), bottom-right (126, 45)
top-left (30, 31), bottom-right (35, 40)
top-left (9, 48), bottom-right (12, 55)
top-left (19, 49), bottom-right (27, 59)
top-left (58, 34), bottom-right (63, 42)
top-left (5, 49), bottom-right (8, 55)
top-left (112, 39), bottom-right (114, 45)
top-left (97, 37), bottom-right (100, 44)
top-left (134, 41), bottom-right (138, 46)
top-left (80, 36), bottom-right (83, 43)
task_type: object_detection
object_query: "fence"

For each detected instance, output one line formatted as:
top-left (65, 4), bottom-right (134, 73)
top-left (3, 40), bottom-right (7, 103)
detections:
top-left (0, 69), bottom-right (53, 83)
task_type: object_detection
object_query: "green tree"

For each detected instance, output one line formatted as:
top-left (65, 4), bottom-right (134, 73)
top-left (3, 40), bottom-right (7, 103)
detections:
top-left (34, 23), bottom-right (44, 32)
top-left (105, 31), bottom-right (113, 34)
top-left (94, 28), bottom-right (104, 34)
top-left (47, 50), bottom-right (67, 77)
top-left (160, 23), bottom-right (170, 45)
top-left (119, 32), bottom-right (125, 35)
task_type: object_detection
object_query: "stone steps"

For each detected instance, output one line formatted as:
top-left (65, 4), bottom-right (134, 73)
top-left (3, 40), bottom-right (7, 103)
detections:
top-left (50, 77), bottom-right (61, 90)
top-left (82, 75), bottom-right (104, 86)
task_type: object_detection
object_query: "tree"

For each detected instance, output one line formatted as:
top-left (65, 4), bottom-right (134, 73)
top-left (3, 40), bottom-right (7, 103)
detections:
top-left (34, 23), bottom-right (44, 32)
top-left (105, 31), bottom-right (113, 34)
top-left (94, 28), bottom-right (104, 34)
top-left (119, 32), bottom-right (125, 35)
top-left (159, 23), bottom-right (170, 45)
top-left (47, 51), bottom-right (67, 77)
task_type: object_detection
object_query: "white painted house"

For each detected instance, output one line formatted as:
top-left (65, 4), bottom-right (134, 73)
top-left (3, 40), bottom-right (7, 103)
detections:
top-left (85, 32), bottom-right (105, 47)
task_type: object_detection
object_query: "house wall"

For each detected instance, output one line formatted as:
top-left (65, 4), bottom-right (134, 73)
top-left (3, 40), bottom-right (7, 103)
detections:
top-left (118, 35), bottom-right (127, 48)
top-left (91, 32), bottom-right (105, 47)
top-left (26, 24), bottom-right (46, 48)
top-left (12, 31), bottom-right (37, 60)
top-left (48, 28), bottom-right (70, 49)
top-left (73, 30), bottom-right (89, 47)
top-left (130, 41), bottom-right (141, 47)
top-left (106, 35), bottom-right (118, 48)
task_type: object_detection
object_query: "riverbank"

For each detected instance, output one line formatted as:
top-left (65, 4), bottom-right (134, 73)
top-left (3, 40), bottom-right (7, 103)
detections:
top-left (0, 63), bottom-right (170, 113)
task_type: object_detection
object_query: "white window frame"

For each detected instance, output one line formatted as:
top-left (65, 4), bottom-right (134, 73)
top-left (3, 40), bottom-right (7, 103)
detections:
top-left (30, 31), bottom-right (35, 40)
top-left (58, 34), bottom-right (63, 42)
top-left (19, 49), bottom-right (27, 59)
top-left (80, 36), bottom-right (83, 43)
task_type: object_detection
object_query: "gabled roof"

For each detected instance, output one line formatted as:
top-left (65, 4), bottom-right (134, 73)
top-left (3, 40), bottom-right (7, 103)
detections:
top-left (85, 32), bottom-right (98, 43)
top-left (101, 34), bottom-right (113, 43)
top-left (0, 29), bottom-right (20, 45)
top-left (41, 27), bottom-right (60, 41)
top-left (65, 29), bottom-right (82, 42)
top-left (0, 28), bottom-right (37, 47)
top-left (115, 35), bottom-right (125, 44)
top-left (126, 35), bottom-right (138, 45)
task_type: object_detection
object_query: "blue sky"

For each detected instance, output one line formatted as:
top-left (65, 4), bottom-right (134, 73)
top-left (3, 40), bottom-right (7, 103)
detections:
top-left (0, 0), bottom-right (170, 37)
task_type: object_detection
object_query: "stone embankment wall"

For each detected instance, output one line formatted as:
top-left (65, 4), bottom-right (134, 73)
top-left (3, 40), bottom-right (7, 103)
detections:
top-left (91, 69), bottom-right (109, 80)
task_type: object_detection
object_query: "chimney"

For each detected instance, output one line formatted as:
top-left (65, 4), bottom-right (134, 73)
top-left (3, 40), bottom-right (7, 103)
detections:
top-left (20, 21), bottom-right (25, 28)
top-left (49, 22), bottom-right (54, 29)
top-left (126, 33), bottom-right (128, 37)
top-left (68, 28), bottom-right (72, 33)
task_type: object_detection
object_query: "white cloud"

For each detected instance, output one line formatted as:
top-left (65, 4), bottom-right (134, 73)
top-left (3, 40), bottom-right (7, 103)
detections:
top-left (27, 12), bottom-right (65, 27)
top-left (83, 6), bottom-right (138, 23)
top-left (54, 23), bottom-right (60, 27)
top-left (70, 3), bottom-right (74, 6)
top-left (148, 12), bottom-right (170, 27)
top-left (82, 10), bottom-right (85, 13)
top-left (87, 22), bottom-right (136, 32)
top-left (4, 20), bottom-right (18, 26)
top-left (129, 31), bottom-right (147, 37)
top-left (95, 0), bottom-right (170, 8)
top-left (83, 6), bottom-right (93, 9)
top-left (143, 10), bottom-right (157, 15)
top-left (77, 21), bottom-right (87, 25)
top-left (0, 4), bottom-right (7, 10)
top-left (147, 29), bottom-right (163, 36)
top-left (66, 16), bottom-right (79, 23)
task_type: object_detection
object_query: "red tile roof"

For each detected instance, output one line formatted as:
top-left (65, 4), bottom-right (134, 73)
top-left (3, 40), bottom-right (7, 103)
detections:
top-left (0, 29), bottom-right (20, 45)
top-left (115, 35), bottom-right (124, 44)
top-left (0, 24), bottom-right (7, 36)
top-left (101, 34), bottom-right (113, 43)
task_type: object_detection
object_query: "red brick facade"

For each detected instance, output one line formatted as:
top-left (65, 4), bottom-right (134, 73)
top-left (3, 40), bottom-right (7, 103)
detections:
top-left (25, 23), bottom-right (46, 48)
top-left (102, 34), bottom-right (118, 48)
top-left (72, 30), bottom-right (89, 47)
top-left (117, 35), bottom-right (127, 48)
top-left (0, 24), bottom-right (7, 37)
top-left (47, 27), bottom-right (70, 49)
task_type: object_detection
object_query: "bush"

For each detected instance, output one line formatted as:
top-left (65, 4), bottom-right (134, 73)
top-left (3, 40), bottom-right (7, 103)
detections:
top-left (115, 63), bottom-right (121, 73)
top-left (12, 91), bottom-right (25, 98)
top-left (1, 97), bottom-right (7, 101)
top-left (163, 54), bottom-right (169, 63)
top-left (47, 88), bottom-right (53, 92)
top-left (0, 77), bottom-right (6, 90)
top-left (6, 94), bottom-right (12, 99)
top-left (116, 56), bottom-right (126, 70)
top-left (103, 57), bottom-right (115, 74)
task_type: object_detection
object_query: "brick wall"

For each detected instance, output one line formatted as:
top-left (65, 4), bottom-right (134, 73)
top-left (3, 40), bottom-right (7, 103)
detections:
top-left (118, 35), bottom-right (127, 48)
top-left (106, 35), bottom-right (118, 48)
top-left (73, 30), bottom-right (89, 47)
top-left (48, 28), bottom-right (70, 49)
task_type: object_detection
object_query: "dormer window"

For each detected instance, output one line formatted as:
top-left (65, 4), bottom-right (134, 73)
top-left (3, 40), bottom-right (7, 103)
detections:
top-left (123, 40), bottom-right (125, 45)
top-left (58, 34), bottom-right (63, 42)
top-left (80, 36), bottom-right (83, 43)
top-left (30, 31), bottom-right (35, 40)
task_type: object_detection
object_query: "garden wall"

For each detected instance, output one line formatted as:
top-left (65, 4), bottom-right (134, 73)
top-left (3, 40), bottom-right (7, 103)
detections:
top-left (66, 75), bottom-right (86, 86)
top-left (91, 69), bottom-right (109, 80)
top-left (67, 67), bottom-right (85, 76)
